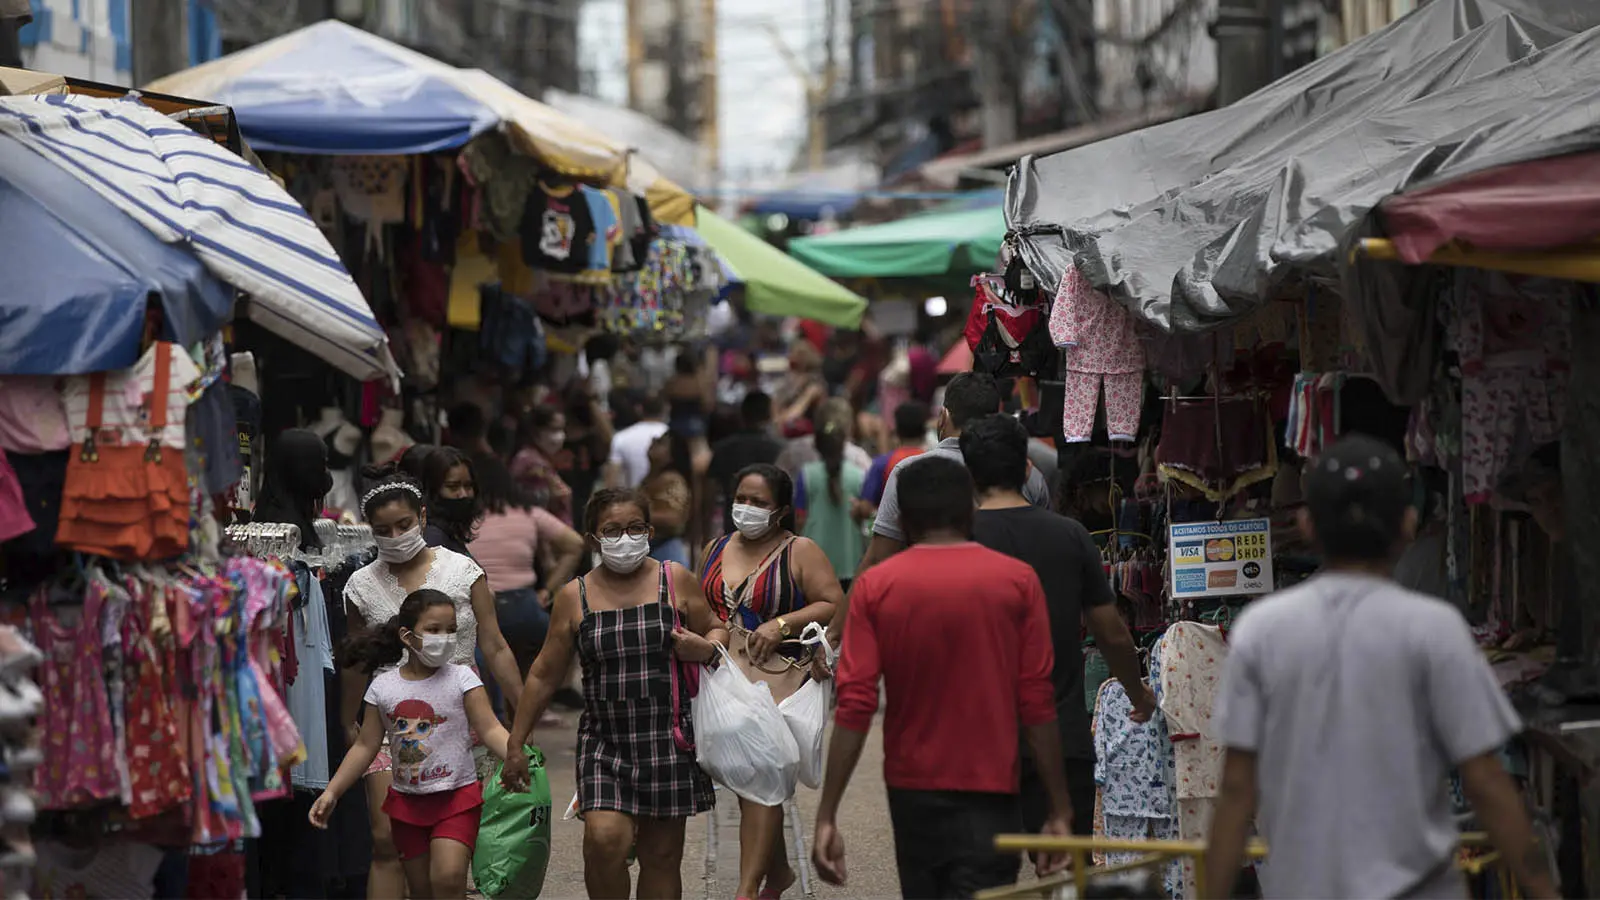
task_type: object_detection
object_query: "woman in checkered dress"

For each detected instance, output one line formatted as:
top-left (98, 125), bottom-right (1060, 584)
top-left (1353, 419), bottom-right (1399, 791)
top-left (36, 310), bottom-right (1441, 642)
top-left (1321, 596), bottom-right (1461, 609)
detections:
top-left (503, 488), bottom-right (726, 899)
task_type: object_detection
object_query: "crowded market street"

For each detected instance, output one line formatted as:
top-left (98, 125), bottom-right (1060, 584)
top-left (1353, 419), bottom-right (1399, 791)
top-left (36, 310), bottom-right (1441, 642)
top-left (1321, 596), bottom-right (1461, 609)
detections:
top-left (534, 719), bottom-right (903, 900)
top-left (4, 1), bottom-right (1600, 899)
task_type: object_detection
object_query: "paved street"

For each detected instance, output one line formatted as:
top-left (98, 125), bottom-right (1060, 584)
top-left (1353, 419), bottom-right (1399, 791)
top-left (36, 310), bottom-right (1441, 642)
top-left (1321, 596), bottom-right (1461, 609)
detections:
top-left (530, 714), bottom-right (906, 899)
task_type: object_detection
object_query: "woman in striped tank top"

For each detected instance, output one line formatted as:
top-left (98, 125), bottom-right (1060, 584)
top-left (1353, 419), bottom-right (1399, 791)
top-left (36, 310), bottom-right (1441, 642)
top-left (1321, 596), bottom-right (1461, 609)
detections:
top-left (699, 463), bottom-right (842, 900)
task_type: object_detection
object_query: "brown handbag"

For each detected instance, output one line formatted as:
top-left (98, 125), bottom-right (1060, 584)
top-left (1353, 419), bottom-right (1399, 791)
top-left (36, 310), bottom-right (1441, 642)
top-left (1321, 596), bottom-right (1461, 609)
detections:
top-left (727, 626), bottom-right (811, 705)
top-left (725, 536), bottom-right (812, 705)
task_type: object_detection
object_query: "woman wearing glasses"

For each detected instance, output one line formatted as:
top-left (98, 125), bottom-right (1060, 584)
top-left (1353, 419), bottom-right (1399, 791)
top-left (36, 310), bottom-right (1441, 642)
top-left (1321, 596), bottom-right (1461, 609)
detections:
top-left (697, 463), bottom-right (842, 900)
top-left (501, 488), bottom-right (727, 900)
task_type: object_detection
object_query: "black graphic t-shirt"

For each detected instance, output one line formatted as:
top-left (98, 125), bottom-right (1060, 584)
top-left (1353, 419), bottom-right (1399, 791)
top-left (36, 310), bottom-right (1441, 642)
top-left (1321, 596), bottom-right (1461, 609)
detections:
top-left (520, 182), bottom-right (596, 275)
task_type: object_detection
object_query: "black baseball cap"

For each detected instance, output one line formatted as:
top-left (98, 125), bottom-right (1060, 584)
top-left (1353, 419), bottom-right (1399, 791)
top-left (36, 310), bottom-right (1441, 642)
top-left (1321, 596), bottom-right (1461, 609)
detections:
top-left (1305, 434), bottom-right (1411, 560)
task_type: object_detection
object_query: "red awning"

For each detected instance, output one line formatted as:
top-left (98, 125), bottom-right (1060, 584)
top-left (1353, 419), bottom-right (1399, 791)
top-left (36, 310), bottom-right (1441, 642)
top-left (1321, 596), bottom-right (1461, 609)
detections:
top-left (1380, 151), bottom-right (1600, 263)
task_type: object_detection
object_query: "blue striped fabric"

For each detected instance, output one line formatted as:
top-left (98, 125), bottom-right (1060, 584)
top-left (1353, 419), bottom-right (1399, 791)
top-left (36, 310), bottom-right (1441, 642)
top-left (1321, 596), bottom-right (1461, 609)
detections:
top-left (0, 93), bottom-right (398, 383)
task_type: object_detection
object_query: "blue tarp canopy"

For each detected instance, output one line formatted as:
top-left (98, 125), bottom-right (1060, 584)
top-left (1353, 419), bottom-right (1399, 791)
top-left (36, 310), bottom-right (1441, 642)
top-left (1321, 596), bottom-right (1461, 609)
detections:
top-left (0, 136), bottom-right (232, 375)
top-left (142, 20), bottom-right (498, 155)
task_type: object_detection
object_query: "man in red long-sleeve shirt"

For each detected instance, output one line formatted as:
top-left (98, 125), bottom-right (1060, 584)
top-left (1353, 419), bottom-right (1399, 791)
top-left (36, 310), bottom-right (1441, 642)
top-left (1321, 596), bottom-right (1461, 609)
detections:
top-left (812, 455), bottom-right (1073, 898)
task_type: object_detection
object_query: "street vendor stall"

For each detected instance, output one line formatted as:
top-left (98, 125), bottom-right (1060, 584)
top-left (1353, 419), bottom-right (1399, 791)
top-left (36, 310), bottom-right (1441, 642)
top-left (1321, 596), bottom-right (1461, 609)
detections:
top-left (967, 2), bottom-right (1600, 895)
top-left (0, 90), bottom-right (389, 900)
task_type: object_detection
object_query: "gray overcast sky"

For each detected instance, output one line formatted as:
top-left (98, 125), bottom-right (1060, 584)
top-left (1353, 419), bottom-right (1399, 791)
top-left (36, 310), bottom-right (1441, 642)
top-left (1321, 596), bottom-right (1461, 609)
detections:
top-left (579, 0), bottom-right (815, 182)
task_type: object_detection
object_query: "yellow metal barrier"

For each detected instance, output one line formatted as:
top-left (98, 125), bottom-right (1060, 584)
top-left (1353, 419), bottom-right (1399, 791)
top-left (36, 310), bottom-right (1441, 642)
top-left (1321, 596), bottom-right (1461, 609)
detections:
top-left (980, 833), bottom-right (1496, 900)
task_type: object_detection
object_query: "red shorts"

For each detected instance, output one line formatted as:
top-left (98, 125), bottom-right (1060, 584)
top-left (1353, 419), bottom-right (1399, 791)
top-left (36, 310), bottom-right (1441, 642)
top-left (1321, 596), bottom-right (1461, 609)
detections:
top-left (382, 783), bottom-right (484, 861)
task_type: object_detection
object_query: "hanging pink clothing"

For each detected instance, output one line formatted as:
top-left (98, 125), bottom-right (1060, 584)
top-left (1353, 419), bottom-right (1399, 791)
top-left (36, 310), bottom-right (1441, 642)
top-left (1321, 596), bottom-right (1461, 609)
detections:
top-left (0, 452), bottom-right (34, 543)
top-left (1446, 271), bottom-right (1570, 503)
top-left (1049, 264), bottom-right (1146, 374)
top-left (1050, 265), bottom-right (1146, 442)
top-left (33, 581), bottom-right (122, 809)
top-left (1062, 372), bottom-right (1142, 442)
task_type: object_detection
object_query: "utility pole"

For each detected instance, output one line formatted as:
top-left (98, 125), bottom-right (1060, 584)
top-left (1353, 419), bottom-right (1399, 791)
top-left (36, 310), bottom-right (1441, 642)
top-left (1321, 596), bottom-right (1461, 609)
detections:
top-left (132, 0), bottom-right (190, 87)
top-left (971, 1), bottom-right (1019, 148)
top-left (625, 0), bottom-right (643, 111)
top-left (763, 21), bottom-right (836, 170)
top-left (699, 0), bottom-right (718, 187)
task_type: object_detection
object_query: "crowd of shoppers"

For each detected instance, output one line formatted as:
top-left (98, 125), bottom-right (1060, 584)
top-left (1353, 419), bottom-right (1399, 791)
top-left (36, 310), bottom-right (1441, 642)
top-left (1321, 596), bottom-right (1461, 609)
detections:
top-left (303, 323), bottom-right (1557, 900)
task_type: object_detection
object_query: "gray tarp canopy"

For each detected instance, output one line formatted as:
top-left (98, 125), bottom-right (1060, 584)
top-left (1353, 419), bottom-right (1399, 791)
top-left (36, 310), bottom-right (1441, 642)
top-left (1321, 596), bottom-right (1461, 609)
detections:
top-left (1005, 0), bottom-right (1600, 336)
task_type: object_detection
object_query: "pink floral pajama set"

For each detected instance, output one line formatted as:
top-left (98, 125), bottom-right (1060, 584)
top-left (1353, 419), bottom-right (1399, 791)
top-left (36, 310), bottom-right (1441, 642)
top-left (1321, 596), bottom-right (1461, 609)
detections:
top-left (1049, 264), bottom-right (1146, 442)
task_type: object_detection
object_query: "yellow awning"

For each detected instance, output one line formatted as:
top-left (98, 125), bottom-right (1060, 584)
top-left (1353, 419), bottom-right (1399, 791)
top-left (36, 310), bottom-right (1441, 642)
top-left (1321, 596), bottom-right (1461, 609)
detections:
top-left (1355, 238), bottom-right (1600, 282)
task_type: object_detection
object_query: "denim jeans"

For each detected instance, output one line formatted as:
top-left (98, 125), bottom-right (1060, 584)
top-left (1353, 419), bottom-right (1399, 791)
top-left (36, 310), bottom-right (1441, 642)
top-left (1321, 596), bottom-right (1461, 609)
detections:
top-left (480, 586), bottom-right (551, 716)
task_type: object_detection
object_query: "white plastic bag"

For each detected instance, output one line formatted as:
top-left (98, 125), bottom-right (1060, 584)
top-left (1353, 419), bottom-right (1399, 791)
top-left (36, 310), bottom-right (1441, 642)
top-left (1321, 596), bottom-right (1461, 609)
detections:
top-left (779, 623), bottom-right (836, 789)
top-left (778, 680), bottom-right (830, 789)
top-left (693, 643), bottom-right (800, 806)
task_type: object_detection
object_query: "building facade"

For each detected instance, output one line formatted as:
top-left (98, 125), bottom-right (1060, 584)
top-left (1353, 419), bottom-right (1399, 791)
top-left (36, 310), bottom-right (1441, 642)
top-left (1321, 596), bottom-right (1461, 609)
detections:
top-left (8, 0), bottom-right (135, 83)
top-left (822, 0), bottom-right (1087, 181)
top-left (623, 0), bottom-right (711, 147)
top-left (201, 0), bottom-right (584, 96)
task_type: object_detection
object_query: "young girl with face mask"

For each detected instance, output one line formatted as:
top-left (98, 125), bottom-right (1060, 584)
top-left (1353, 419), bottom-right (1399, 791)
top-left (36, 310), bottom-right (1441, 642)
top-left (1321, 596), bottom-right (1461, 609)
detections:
top-left (339, 473), bottom-right (527, 900)
top-left (501, 489), bottom-right (728, 900)
top-left (312, 589), bottom-right (510, 900)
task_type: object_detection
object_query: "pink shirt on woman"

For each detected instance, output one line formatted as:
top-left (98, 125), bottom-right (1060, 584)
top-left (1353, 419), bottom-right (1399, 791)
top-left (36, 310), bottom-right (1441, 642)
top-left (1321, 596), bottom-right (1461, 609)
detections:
top-left (471, 506), bottom-right (569, 593)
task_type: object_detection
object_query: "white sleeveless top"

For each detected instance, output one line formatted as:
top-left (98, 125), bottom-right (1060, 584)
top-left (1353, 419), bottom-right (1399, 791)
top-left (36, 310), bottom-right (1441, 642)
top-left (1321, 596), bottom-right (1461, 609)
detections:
top-left (343, 547), bottom-right (484, 666)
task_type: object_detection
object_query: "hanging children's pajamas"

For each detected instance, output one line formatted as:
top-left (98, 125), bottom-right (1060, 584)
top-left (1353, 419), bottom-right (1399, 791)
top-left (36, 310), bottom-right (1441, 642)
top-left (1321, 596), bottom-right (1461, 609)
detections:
top-left (1049, 264), bottom-right (1145, 442)
top-left (1445, 270), bottom-right (1571, 504)
top-left (1092, 678), bottom-right (1182, 898)
top-left (1154, 622), bottom-right (1230, 899)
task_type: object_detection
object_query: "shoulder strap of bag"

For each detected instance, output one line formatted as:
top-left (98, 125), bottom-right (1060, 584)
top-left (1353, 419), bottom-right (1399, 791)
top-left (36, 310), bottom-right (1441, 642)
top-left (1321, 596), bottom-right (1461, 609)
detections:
top-left (734, 535), bottom-right (797, 612)
top-left (662, 562), bottom-right (698, 751)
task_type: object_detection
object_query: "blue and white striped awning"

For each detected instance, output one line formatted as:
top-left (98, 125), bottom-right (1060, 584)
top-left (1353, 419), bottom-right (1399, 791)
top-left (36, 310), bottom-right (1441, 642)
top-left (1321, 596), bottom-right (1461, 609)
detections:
top-left (0, 93), bottom-right (398, 383)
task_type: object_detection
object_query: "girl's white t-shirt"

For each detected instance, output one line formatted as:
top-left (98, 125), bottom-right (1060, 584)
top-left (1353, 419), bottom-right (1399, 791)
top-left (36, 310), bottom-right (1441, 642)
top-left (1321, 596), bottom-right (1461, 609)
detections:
top-left (364, 664), bottom-right (483, 794)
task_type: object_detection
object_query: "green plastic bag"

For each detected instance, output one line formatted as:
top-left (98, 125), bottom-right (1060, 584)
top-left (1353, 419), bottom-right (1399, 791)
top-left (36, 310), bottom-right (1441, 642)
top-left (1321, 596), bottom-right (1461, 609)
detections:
top-left (474, 746), bottom-right (553, 898)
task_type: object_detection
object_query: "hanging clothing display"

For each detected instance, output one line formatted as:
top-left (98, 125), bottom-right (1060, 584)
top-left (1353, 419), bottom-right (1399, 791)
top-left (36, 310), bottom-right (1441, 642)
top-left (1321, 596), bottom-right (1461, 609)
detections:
top-left (328, 156), bottom-right (408, 254)
top-left (1155, 396), bottom-right (1278, 503)
top-left (964, 274), bottom-right (1053, 379)
top-left (520, 180), bottom-right (597, 275)
top-left (55, 342), bottom-right (197, 560)
top-left (1049, 265), bottom-right (1146, 442)
top-left (1444, 270), bottom-right (1570, 504)
top-left (1153, 622), bottom-right (1230, 899)
top-left (30, 557), bottom-right (304, 849)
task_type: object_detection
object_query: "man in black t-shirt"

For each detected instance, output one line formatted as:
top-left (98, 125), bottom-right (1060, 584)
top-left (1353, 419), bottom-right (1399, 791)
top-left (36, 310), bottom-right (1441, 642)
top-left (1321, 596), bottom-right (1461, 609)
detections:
top-left (961, 414), bottom-right (1155, 835)
top-left (705, 391), bottom-right (783, 534)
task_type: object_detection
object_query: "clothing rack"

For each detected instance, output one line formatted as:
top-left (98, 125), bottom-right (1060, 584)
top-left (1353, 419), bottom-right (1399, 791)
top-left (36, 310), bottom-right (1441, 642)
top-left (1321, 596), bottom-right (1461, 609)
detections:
top-left (224, 523), bottom-right (301, 558)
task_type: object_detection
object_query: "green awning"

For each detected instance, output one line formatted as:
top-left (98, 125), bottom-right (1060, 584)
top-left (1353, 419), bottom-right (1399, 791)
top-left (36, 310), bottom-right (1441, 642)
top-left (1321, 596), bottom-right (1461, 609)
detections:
top-left (787, 205), bottom-right (1005, 279)
top-left (696, 206), bottom-right (866, 328)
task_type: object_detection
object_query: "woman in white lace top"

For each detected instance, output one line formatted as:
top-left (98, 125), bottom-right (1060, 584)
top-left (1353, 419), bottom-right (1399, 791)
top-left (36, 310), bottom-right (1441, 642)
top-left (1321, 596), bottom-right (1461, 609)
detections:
top-left (339, 475), bottom-right (524, 899)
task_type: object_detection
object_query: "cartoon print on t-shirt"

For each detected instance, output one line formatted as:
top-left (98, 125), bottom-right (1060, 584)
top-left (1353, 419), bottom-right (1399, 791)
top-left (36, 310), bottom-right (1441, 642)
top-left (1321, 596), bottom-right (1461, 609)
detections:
top-left (391, 698), bottom-right (451, 787)
top-left (539, 204), bottom-right (576, 261)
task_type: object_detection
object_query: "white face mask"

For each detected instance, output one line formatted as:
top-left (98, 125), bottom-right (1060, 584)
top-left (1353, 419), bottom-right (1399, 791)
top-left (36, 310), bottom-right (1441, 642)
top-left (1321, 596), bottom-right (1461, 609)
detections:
top-left (375, 526), bottom-right (426, 564)
top-left (540, 430), bottom-right (566, 453)
top-left (731, 504), bottom-right (776, 539)
top-left (409, 632), bottom-right (457, 668)
top-left (599, 533), bottom-right (652, 573)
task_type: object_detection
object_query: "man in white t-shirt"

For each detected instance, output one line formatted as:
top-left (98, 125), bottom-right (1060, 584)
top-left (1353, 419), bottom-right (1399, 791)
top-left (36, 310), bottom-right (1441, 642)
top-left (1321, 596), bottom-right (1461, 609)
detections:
top-left (606, 395), bottom-right (668, 489)
top-left (1205, 435), bottom-right (1557, 900)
